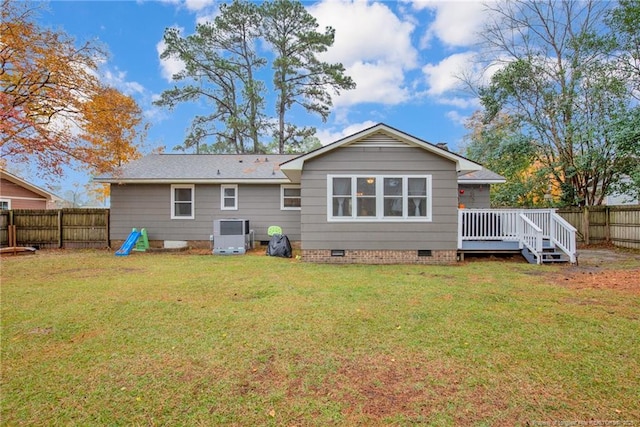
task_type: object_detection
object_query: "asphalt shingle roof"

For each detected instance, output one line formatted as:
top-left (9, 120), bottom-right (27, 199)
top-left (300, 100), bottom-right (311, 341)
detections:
top-left (458, 169), bottom-right (506, 182)
top-left (96, 154), bottom-right (298, 181)
top-left (96, 153), bottom-right (505, 184)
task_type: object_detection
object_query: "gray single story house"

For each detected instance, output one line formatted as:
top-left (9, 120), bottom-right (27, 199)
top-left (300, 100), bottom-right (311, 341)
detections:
top-left (96, 123), bottom-right (505, 264)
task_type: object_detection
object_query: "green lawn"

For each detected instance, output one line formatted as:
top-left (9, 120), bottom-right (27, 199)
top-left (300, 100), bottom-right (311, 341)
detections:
top-left (1, 249), bottom-right (639, 426)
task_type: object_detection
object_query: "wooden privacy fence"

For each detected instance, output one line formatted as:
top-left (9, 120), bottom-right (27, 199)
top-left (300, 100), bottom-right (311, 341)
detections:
top-left (0, 207), bottom-right (637, 250)
top-left (557, 206), bottom-right (640, 249)
top-left (0, 209), bottom-right (109, 249)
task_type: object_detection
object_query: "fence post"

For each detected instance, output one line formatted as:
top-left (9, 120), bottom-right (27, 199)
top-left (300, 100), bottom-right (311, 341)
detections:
top-left (582, 206), bottom-right (590, 245)
top-left (105, 209), bottom-right (110, 248)
top-left (57, 210), bottom-right (63, 248)
top-left (605, 206), bottom-right (611, 243)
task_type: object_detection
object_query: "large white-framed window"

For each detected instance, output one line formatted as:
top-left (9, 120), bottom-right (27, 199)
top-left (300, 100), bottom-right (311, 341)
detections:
top-left (0, 199), bottom-right (10, 210)
top-left (221, 184), bottom-right (238, 210)
top-left (327, 175), bottom-right (432, 221)
top-left (281, 185), bottom-right (301, 210)
top-left (171, 184), bottom-right (194, 219)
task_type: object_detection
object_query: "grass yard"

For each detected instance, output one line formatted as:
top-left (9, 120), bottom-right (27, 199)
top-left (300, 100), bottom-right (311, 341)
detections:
top-left (1, 249), bottom-right (639, 426)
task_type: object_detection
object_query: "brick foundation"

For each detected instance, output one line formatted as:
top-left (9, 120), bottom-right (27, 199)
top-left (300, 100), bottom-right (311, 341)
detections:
top-left (302, 249), bottom-right (458, 265)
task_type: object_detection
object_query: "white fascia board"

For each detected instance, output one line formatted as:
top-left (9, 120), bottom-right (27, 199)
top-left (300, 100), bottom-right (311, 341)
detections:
top-left (458, 179), bottom-right (506, 184)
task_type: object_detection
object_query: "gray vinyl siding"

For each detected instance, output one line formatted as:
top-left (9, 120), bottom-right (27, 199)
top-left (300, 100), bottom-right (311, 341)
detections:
top-left (458, 184), bottom-right (491, 208)
top-left (110, 183), bottom-right (300, 243)
top-left (300, 145), bottom-right (459, 250)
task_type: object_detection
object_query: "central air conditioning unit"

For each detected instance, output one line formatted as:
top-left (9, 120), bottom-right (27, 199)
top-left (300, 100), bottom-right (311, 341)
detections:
top-left (212, 219), bottom-right (253, 255)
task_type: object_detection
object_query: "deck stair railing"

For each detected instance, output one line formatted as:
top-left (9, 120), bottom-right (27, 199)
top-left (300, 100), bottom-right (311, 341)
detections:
top-left (521, 210), bottom-right (552, 237)
top-left (519, 214), bottom-right (544, 264)
top-left (458, 208), bottom-right (577, 264)
top-left (550, 212), bottom-right (577, 263)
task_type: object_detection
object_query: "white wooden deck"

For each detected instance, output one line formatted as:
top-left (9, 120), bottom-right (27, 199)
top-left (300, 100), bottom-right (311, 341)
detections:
top-left (458, 209), bottom-right (577, 264)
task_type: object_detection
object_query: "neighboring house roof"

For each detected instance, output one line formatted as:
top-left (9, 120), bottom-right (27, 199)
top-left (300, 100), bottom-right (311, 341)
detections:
top-left (94, 154), bottom-right (298, 184)
top-left (0, 169), bottom-right (61, 202)
top-left (457, 169), bottom-right (506, 184)
top-left (280, 123), bottom-right (483, 183)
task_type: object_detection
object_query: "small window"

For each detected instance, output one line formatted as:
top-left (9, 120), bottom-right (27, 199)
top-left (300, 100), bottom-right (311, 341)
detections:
top-left (0, 199), bottom-right (10, 210)
top-left (171, 185), bottom-right (194, 219)
top-left (383, 177), bottom-right (403, 217)
top-left (281, 185), bottom-right (301, 210)
top-left (356, 177), bottom-right (376, 217)
top-left (332, 177), bottom-right (352, 217)
top-left (221, 185), bottom-right (238, 210)
top-left (408, 178), bottom-right (428, 218)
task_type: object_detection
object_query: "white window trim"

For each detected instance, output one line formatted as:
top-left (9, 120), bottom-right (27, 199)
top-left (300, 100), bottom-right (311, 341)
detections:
top-left (0, 198), bottom-right (11, 210)
top-left (171, 184), bottom-right (195, 219)
top-left (281, 185), bottom-right (301, 210)
top-left (327, 174), bottom-right (432, 222)
top-left (221, 184), bottom-right (238, 210)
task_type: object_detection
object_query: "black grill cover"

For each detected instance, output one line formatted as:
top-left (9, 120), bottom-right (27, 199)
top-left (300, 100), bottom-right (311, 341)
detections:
top-left (266, 234), bottom-right (292, 258)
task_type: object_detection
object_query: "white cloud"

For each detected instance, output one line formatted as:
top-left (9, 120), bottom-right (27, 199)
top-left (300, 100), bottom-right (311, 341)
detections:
top-left (308, 0), bottom-right (418, 107)
top-left (335, 61), bottom-right (411, 107)
top-left (156, 29), bottom-right (186, 82)
top-left (445, 110), bottom-right (468, 126)
top-left (410, 0), bottom-right (492, 48)
top-left (143, 103), bottom-right (169, 123)
top-left (422, 51), bottom-right (508, 108)
top-left (422, 52), bottom-right (476, 96)
top-left (422, 52), bottom-right (509, 101)
top-left (102, 68), bottom-right (144, 95)
top-left (184, 0), bottom-right (214, 12)
top-left (436, 96), bottom-right (479, 109)
top-left (157, 0), bottom-right (218, 25)
top-left (195, 11), bottom-right (218, 26)
top-left (315, 121), bottom-right (378, 145)
top-left (156, 0), bottom-right (214, 12)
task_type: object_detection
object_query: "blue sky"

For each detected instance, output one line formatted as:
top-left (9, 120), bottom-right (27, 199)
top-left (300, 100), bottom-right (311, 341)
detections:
top-left (33, 0), bottom-right (495, 202)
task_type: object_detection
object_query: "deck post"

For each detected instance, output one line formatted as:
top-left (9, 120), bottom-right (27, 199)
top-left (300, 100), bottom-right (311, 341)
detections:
top-left (550, 212), bottom-right (556, 249)
top-left (457, 209), bottom-right (463, 249)
top-left (516, 215), bottom-right (523, 249)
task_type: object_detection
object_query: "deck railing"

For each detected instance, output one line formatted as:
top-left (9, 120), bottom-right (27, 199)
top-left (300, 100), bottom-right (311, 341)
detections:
top-left (519, 214), bottom-right (544, 264)
top-left (458, 208), bottom-right (577, 263)
top-left (521, 210), bottom-right (554, 237)
top-left (458, 209), bottom-right (522, 246)
top-left (550, 212), bottom-right (577, 263)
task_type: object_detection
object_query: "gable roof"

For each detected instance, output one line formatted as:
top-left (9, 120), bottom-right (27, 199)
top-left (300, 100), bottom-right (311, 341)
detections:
top-left (95, 124), bottom-right (504, 185)
top-left (0, 169), bottom-right (61, 201)
top-left (94, 154), bottom-right (298, 184)
top-left (280, 123), bottom-right (483, 183)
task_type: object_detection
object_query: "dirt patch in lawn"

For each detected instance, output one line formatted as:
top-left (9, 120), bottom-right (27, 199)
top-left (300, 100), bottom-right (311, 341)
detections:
top-left (547, 247), bottom-right (640, 294)
top-left (551, 268), bottom-right (640, 294)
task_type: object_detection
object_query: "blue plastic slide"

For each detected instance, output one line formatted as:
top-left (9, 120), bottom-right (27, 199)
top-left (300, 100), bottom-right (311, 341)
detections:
top-left (115, 229), bottom-right (142, 256)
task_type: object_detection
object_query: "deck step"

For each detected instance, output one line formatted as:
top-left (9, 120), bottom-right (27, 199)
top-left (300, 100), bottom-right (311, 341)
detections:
top-left (521, 248), bottom-right (570, 264)
top-left (541, 249), bottom-right (569, 263)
